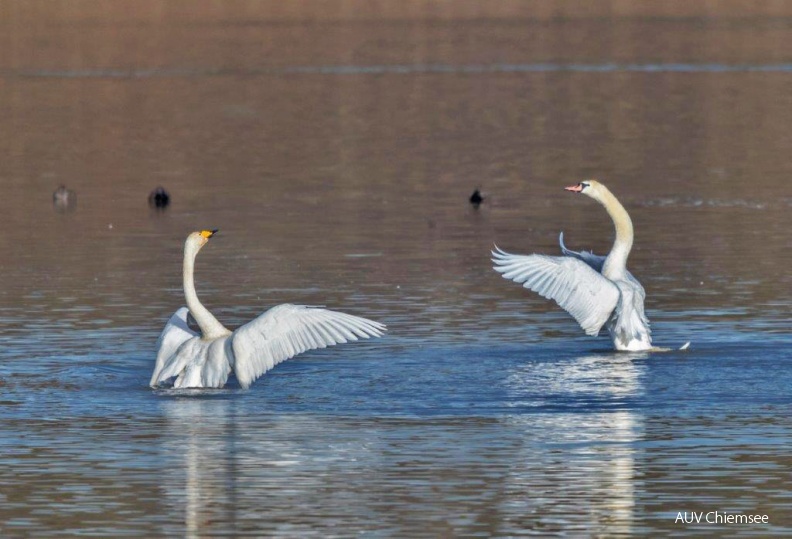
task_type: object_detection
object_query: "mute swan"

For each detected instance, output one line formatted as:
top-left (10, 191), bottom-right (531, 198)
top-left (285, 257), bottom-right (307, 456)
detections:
top-left (492, 180), bottom-right (688, 351)
top-left (150, 230), bottom-right (386, 389)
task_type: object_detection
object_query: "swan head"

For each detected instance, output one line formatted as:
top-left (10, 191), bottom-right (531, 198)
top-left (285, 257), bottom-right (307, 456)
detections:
top-left (565, 179), bottom-right (607, 201)
top-left (186, 229), bottom-right (218, 254)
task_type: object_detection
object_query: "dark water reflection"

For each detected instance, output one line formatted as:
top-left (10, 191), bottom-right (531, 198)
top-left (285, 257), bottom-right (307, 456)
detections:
top-left (1, 2), bottom-right (791, 537)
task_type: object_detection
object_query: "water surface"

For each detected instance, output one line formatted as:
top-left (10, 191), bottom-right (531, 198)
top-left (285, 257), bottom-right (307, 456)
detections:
top-left (1, 2), bottom-right (791, 537)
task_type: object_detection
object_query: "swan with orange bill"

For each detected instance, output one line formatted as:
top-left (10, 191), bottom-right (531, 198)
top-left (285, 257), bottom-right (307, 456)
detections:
top-left (151, 229), bottom-right (386, 389)
top-left (492, 180), bottom-right (689, 351)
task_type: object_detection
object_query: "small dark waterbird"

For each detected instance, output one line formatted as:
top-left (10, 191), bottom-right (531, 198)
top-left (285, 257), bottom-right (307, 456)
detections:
top-left (148, 187), bottom-right (171, 209)
top-left (469, 189), bottom-right (484, 208)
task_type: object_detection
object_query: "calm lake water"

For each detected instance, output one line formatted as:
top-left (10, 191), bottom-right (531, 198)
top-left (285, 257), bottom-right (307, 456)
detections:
top-left (1, 2), bottom-right (791, 537)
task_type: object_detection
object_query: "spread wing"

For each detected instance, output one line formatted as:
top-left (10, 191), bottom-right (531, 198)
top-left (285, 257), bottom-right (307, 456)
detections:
top-left (150, 307), bottom-right (200, 387)
top-left (230, 304), bottom-right (386, 389)
top-left (492, 246), bottom-right (620, 336)
top-left (559, 231), bottom-right (606, 272)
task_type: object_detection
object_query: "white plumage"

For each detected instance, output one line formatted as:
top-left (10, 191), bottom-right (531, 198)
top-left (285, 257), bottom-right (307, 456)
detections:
top-left (492, 180), bottom-right (682, 351)
top-left (491, 247), bottom-right (620, 337)
top-left (150, 230), bottom-right (385, 389)
top-left (230, 304), bottom-right (385, 389)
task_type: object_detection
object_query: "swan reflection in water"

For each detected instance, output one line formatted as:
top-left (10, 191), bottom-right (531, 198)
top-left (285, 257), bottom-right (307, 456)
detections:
top-left (158, 353), bottom-right (647, 537)
top-left (160, 397), bottom-right (379, 538)
top-left (160, 398), bottom-right (237, 538)
top-left (500, 352), bottom-right (647, 536)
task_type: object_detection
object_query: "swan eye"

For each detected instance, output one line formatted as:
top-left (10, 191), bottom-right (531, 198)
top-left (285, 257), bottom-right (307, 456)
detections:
top-left (580, 182), bottom-right (590, 189)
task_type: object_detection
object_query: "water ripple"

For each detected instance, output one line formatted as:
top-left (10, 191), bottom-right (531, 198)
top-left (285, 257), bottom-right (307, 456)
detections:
top-left (5, 63), bottom-right (792, 79)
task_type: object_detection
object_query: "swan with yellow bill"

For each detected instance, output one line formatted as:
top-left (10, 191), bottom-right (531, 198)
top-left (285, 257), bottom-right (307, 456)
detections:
top-left (151, 230), bottom-right (386, 389)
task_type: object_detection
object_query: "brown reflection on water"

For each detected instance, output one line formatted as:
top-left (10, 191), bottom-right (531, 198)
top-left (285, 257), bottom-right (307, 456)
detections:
top-left (0, 2), bottom-right (790, 341)
top-left (1, 1), bottom-right (791, 537)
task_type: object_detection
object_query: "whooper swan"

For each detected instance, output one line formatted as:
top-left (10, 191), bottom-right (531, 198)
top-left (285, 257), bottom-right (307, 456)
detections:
top-left (150, 230), bottom-right (386, 389)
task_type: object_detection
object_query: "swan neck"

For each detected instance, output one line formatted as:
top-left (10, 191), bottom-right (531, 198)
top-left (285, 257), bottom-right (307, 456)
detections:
top-left (598, 188), bottom-right (634, 278)
top-left (183, 246), bottom-right (230, 339)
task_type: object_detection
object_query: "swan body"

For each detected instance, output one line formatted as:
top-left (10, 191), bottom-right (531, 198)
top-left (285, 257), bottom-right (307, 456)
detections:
top-left (492, 180), bottom-right (658, 351)
top-left (151, 230), bottom-right (386, 389)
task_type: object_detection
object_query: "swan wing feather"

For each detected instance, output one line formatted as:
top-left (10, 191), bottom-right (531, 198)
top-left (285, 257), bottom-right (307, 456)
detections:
top-left (559, 232), bottom-right (606, 271)
top-left (492, 246), bottom-right (620, 336)
top-left (559, 231), bottom-right (644, 289)
top-left (231, 304), bottom-right (386, 389)
top-left (170, 337), bottom-right (233, 389)
top-left (611, 279), bottom-right (652, 346)
top-left (150, 307), bottom-right (200, 387)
